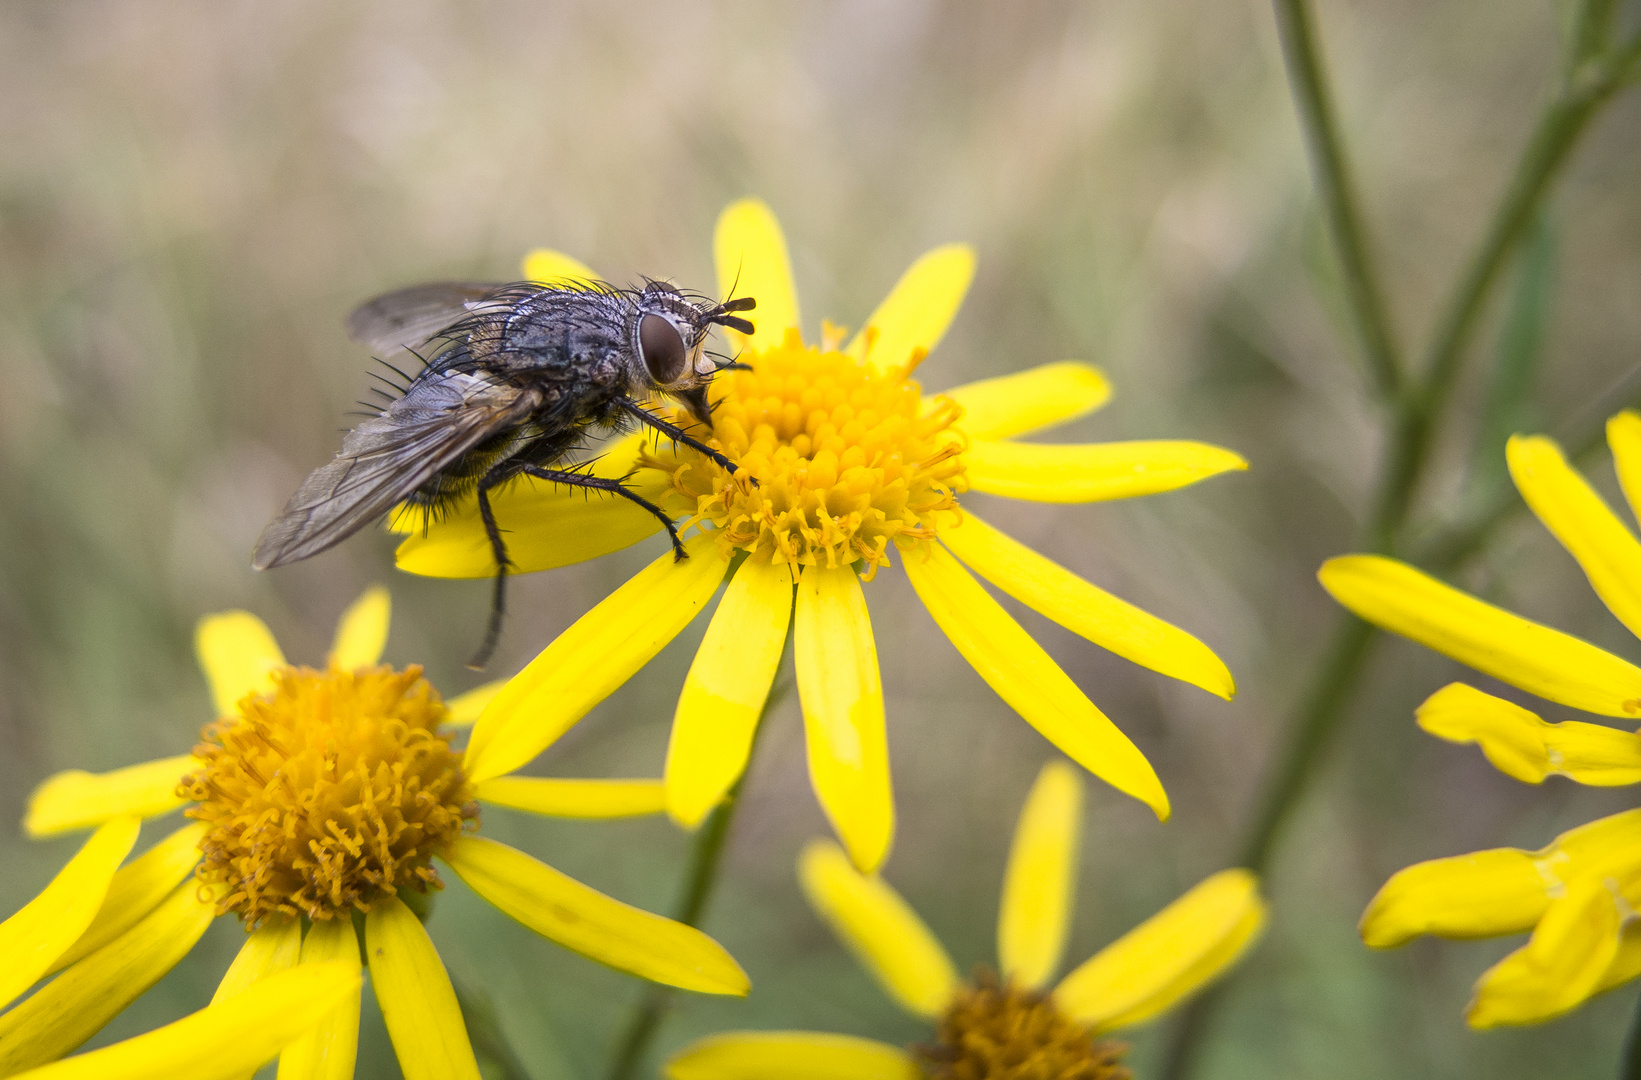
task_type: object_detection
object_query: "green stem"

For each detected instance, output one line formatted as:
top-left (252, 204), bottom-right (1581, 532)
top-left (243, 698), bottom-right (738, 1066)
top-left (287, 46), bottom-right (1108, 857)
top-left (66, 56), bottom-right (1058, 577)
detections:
top-left (1272, 0), bottom-right (1404, 402)
top-left (1621, 989), bottom-right (1641, 1080)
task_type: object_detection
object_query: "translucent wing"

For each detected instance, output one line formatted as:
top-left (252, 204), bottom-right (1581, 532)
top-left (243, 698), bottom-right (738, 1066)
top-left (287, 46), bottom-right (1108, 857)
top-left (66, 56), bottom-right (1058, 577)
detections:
top-left (253, 373), bottom-right (541, 569)
top-left (345, 282), bottom-right (506, 357)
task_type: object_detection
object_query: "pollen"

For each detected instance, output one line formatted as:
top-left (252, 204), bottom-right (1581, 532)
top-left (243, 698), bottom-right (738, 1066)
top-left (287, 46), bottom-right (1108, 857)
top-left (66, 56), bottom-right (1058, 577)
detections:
top-left (179, 664), bottom-right (476, 926)
top-left (646, 329), bottom-right (967, 576)
top-left (915, 970), bottom-right (1130, 1080)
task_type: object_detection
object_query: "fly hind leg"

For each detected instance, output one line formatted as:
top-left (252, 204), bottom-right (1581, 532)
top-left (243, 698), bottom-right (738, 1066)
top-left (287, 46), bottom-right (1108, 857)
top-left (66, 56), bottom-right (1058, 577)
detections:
top-left (518, 465), bottom-right (687, 561)
top-left (468, 476), bottom-right (512, 671)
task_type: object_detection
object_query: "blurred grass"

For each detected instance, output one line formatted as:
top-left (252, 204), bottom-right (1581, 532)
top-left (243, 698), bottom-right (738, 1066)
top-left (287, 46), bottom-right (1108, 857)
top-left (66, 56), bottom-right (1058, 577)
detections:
top-left (2, 1), bottom-right (1641, 1077)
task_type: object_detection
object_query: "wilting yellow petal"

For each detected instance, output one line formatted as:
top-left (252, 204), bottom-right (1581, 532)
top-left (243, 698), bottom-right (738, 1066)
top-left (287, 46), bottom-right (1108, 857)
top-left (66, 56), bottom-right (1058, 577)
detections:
top-left (364, 897), bottom-right (481, 1080)
top-left (794, 565), bottom-right (894, 873)
top-left (1055, 869), bottom-right (1266, 1031)
top-left (475, 777), bottom-right (666, 818)
top-left (930, 362), bottom-right (1112, 442)
top-left (966, 440), bottom-right (1247, 504)
top-left (715, 199), bottom-right (799, 353)
top-left (1608, 411), bottom-right (1641, 528)
top-left (0, 816), bottom-right (139, 1011)
top-left (443, 836), bottom-right (748, 995)
top-left (1320, 555), bottom-right (1641, 717)
top-left (443, 680), bottom-right (505, 726)
top-left (845, 244), bottom-right (974, 374)
top-left (276, 918), bottom-right (362, 1080)
top-left (48, 823), bottom-right (207, 976)
top-left (464, 531), bottom-right (724, 783)
top-left (196, 611), bottom-right (285, 718)
top-left (25, 756), bottom-right (195, 837)
top-left (394, 434), bottom-right (666, 577)
top-left (997, 762), bottom-right (1082, 991)
top-left (328, 586), bottom-right (390, 671)
top-left (667, 560), bottom-right (794, 828)
top-left (9, 961), bottom-right (359, 1080)
top-left (904, 544), bottom-right (1169, 820)
top-left (943, 513), bottom-right (1233, 699)
top-left (211, 917), bottom-right (301, 1006)
top-left (1508, 434), bottom-right (1641, 641)
top-left (521, 248), bottom-right (598, 287)
top-left (1598, 918), bottom-right (1641, 996)
top-left (1468, 875), bottom-right (1625, 1028)
top-left (0, 882), bottom-right (216, 1076)
top-left (797, 840), bottom-right (958, 1019)
top-left (667, 1032), bottom-right (919, 1080)
top-left (1417, 682), bottom-right (1641, 785)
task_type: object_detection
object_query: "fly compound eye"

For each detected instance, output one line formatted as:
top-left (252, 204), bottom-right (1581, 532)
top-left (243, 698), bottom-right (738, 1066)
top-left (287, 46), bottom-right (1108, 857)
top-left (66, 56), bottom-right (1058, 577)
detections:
top-left (640, 313), bottom-right (688, 385)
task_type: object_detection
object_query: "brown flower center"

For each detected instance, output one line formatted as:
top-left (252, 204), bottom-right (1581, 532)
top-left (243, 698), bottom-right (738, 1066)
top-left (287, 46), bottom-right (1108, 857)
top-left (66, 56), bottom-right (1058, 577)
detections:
top-left (916, 970), bottom-right (1130, 1080)
top-left (179, 664), bottom-right (477, 926)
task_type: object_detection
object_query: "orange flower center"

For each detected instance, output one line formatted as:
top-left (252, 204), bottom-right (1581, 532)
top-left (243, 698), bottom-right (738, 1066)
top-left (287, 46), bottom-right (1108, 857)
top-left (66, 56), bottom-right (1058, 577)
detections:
top-left (916, 970), bottom-right (1130, 1080)
top-left (645, 328), bottom-right (968, 576)
top-left (179, 664), bottom-right (476, 926)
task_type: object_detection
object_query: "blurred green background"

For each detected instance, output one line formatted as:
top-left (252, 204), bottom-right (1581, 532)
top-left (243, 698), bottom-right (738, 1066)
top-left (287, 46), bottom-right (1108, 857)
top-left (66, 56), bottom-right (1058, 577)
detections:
top-left (3, 1), bottom-right (1641, 1077)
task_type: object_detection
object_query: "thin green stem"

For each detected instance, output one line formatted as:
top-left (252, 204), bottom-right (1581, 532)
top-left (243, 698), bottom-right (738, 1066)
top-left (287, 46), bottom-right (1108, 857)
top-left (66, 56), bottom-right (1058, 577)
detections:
top-left (1621, 989), bottom-right (1641, 1080)
top-left (1272, 0), bottom-right (1404, 402)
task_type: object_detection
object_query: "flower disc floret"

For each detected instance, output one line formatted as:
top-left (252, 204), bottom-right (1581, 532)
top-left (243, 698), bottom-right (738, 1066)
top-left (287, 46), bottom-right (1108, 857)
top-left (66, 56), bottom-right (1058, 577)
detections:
top-left (916, 970), bottom-right (1130, 1080)
top-left (180, 663), bottom-right (476, 925)
top-left (647, 329), bottom-right (967, 575)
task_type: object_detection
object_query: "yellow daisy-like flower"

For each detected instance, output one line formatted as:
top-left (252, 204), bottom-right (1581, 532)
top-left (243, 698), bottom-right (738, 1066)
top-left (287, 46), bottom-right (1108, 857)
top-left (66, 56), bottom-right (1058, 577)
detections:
top-left (665, 761), bottom-right (1267, 1080)
top-left (1, 587), bottom-right (746, 1080)
top-left (398, 199), bottom-right (1245, 872)
top-left (1321, 412), bottom-right (1641, 1028)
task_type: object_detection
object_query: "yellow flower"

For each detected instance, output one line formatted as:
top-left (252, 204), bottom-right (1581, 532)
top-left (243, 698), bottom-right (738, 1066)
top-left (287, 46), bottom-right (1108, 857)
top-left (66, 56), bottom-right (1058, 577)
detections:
top-left (665, 761), bottom-right (1267, 1080)
top-left (2, 587), bottom-right (746, 1080)
top-left (1320, 412), bottom-right (1641, 1028)
top-left (399, 199), bottom-right (1245, 872)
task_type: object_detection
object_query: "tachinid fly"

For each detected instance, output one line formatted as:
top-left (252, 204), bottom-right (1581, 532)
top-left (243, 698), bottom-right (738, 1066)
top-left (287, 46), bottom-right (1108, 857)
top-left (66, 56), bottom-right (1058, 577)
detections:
top-left (252, 279), bottom-right (755, 668)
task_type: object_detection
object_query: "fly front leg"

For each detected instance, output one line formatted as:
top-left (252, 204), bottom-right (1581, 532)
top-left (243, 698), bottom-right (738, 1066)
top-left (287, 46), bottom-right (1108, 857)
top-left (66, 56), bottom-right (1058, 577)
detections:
top-left (518, 464), bottom-right (688, 561)
top-left (615, 397), bottom-right (756, 483)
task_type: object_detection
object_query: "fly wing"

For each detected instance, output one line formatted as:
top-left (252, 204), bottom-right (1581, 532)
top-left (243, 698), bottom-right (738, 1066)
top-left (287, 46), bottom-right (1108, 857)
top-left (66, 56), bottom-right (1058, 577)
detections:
top-left (345, 282), bottom-right (506, 357)
top-left (253, 373), bottom-right (541, 569)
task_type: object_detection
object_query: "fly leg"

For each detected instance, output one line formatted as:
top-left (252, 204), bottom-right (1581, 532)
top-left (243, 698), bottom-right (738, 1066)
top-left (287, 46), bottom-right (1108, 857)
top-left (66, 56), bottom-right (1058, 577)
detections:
top-left (615, 397), bottom-right (756, 483)
top-left (518, 464), bottom-right (688, 561)
top-left (468, 475), bottom-right (512, 671)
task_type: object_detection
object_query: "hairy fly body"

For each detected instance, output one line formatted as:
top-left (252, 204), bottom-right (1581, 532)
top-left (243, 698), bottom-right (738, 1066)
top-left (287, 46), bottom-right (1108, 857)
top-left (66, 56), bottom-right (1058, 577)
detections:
top-left (253, 279), bottom-right (755, 668)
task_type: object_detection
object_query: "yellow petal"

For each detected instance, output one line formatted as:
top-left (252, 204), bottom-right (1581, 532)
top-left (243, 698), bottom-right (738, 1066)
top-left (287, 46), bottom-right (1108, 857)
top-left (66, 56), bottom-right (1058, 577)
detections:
top-left (475, 777), bottom-right (666, 818)
top-left (443, 835), bottom-right (748, 995)
top-left (47, 823), bottom-right (207, 976)
top-left (464, 530), bottom-right (724, 783)
top-left (0, 816), bottom-right (139, 1011)
top-left (196, 611), bottom-right (285, 717)
top-left (25, 756), bottom-right (195, 837)
top-left (997, 762), bottom-right (1082, 991)
top-left (1508, 434), bottom-right (1641, 641)
top-left (845, 244), bottom-right (975, 374)
top-left (521, 248), bottom-right (598, 287)
top-left (1417, 682), bottom-right (1641, 785)
top-left (942, 513), bottom-right (1234, 699)
top-left (394, 434), bottom-right (666, 577)
top-left (364, 897), bottom-right (481, 1080)
top-left (903, 543), bottom-right (1169, 820)
top-left (796, 840), bottom-right (958, 1019)
top-left (930, 361), bottom-right (1112, 441)
top-left (1318, 555), bottom-right (1641, 718)
top-left (965, 440), bottom-right (1248, 503)
top-left (1054, 869), bottom-right (1266, 1031)
top-left (714, 199), bottom-right (799, 353)
top-left (276, 918), bottom-right (362, 1080)
top-left (0, 881), bottom-right (216, 1076)
top-left (443, 680), bottom-right (505, 726)
top-left (794, 565), bottom-right (894, 873)
top-left (211, 918), bottom-right (302, 1004)
top-left (1467, 875), bottom-right (1624, 1028)
top-left (1607, 411), bottom-right (1641, 527)
top-left (327, 586), bottom-right (391, 671)
top-left (666, 1032), bottom-right (919, 1080)
top-left (8, 961), bottom-right (359, 1080)
top-left (1598, 917), bottom-right (1641, 996)
top-left (667, 560), bottom-right (794, 828)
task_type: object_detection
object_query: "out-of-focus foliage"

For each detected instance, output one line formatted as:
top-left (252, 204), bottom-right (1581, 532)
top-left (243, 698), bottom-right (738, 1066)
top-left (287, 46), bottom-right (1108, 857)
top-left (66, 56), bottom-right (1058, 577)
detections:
top-left (1, 2), bottom-right (1639, 1078)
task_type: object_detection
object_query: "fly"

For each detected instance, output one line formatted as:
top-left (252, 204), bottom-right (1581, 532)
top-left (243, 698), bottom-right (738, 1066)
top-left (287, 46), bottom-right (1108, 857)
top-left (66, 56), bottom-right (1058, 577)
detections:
top-left (252, 278), bottom-right (755, 669)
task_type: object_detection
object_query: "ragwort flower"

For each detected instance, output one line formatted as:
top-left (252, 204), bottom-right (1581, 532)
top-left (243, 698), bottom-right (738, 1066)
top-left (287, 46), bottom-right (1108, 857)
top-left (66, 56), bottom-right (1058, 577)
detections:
top-left (1, 587), bottom-right (745, 1079)
top-left (1321, 413), bottom-right (1641, 1027)
top-left (665, 761), bottom-right (1267, 1080)
top-left (399, 200), bottom-right (1245, 873)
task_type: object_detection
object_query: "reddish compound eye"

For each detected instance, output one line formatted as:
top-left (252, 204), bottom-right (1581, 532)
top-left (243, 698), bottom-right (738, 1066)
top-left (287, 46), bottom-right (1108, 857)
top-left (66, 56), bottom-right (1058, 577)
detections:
top-left (640, 314), bottom-right (688, 384)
